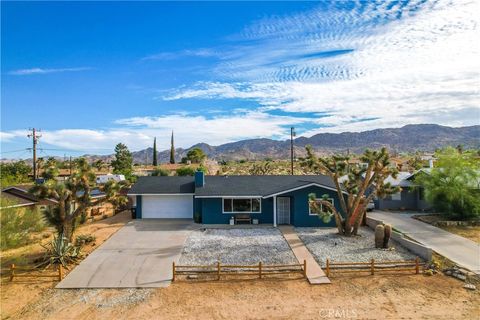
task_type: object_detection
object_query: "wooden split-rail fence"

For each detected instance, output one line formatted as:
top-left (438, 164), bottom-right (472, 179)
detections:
top-left (325, 257), bottom-right (422, 277)
top-left (9, 264), bottom-right (64, 282)
top-left (172, 260), bottom-right (307, 281)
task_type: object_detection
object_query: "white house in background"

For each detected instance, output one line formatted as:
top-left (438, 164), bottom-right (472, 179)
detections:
top-left (96, 174), bottom-right (126, 184)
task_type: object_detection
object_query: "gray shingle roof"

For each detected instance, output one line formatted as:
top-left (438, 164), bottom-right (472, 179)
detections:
top-left (128, 176), bottom-right (195, 194)
top-left (128, 175), bottom-right (338, 197)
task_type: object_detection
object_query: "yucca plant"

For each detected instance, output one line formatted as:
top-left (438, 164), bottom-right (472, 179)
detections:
top-left (42, 234), bottom-right (81, 268)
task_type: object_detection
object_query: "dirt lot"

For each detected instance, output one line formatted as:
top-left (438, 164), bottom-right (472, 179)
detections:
top-left (2, 212), bottom-right (479, 320)
top-left (2, 273), bottom-right (479, 320)
top-left (1, 210), bottom-right (131, 319)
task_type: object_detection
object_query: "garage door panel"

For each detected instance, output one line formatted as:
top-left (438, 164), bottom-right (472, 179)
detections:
top-left (142, 195), bottom-right (193, 219)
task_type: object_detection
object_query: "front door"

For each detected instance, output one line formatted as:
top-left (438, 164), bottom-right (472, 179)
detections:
top-left (277, 197), bottom-right (291, 225)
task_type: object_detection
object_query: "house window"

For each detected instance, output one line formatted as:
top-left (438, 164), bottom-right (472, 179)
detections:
top-left (309, 198), bottom-right (334, 216)
top-left (222, 198), bottom-right (261, 213)
top-left (391, 192), bottom-right (402, 201)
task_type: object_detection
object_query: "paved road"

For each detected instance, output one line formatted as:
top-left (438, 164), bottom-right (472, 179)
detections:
top-left (57, 219), bottom-right (195, 288)
top-left (369, 211), bottom-right (480, 274)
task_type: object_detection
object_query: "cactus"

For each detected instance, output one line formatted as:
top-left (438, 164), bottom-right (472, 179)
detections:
top-left (375, 224), bottom-right (385, 248)
top-left (383, 224), bottom-right (392, 248)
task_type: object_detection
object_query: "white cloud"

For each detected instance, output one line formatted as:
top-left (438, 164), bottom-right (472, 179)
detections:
top-left (163, 0), bottom-right (480, 133)
top-left (1, 111), bottom-right (310, 153)
top-left (8, 67), bottom-right (92, 75)
top-left (141, 48), bottom-right (220, 61)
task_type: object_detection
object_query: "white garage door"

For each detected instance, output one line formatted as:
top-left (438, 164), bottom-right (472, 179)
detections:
top-left (142, 195), bottom-right (193, 219)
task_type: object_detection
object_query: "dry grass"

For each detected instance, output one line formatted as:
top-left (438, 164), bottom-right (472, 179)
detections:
top-left (437, 225), bottom-right (480, 244)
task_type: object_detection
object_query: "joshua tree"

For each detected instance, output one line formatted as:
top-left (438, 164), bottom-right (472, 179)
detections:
top-left (31, 158), bottom-right (126, 241)
top-left (302, 146), bottom-right (399, 236)
top-left (249, 161), bottom-right (273, 175)
top-left (170, 131), bottom-right (175, 164)
top-left (153, 137), bottom-right (158, 166)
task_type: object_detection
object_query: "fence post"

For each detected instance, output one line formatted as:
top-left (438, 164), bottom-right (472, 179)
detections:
top-left (58, 264), bottom-right (64, 281)
top-left (10, 264), bottom-right (15, 281)
top-left (303, 260), bottom-right (307, 278)
top-left (217, 262), bottom-right (221, 281)
top-left (415, 257), bottom-right (419, 274)
top-left (259, 262), bottom-right (262, 279)
top-left (326, 259), bottom-right (330, 277)
top-left (172, 262), bottom-right (176, 282)
top-left (371, 259), bottom-right (375, 275)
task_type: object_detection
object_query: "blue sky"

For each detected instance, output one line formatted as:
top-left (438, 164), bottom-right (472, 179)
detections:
top-left (1, 1), bottom-right (479, 158)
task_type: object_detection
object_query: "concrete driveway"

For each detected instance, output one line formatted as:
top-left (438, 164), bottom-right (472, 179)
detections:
top-left (369, 211), bottom-right (480, 274)
top-left (57, 219), bottom-right (195, 288)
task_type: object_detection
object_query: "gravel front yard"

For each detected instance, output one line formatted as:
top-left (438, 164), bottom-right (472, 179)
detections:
top-left (296, 227), bottom-right (417, 267)
top-left (179, 228), bottom-right (297, 265)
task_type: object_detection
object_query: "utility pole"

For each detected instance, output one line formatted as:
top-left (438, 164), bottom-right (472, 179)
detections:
top-left (69, 156), bottom-right (72, 176)
top-left (290, 127), bottom-right (296, 175)
top-left (27, 128), bottom-right (41, 181)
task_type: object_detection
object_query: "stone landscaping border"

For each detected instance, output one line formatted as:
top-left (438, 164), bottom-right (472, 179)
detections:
top-left (366, 217), bottom-right (433, 261)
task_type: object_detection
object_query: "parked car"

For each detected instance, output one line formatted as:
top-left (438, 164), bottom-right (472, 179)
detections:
top-left (366, 199), bottom-right (375, 212)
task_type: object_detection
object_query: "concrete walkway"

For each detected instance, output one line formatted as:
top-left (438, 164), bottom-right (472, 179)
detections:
top-left (279, 226), bottom-right (331, 284)
top-left (57, 219), bottom-right (195, 288)
top-left (369, 211), bottom-right (480, 274)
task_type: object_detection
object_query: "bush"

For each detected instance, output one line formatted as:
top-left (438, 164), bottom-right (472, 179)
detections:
top-left (151, 167), bottom-right (169, 176)
top-left (0, 202), bottom-right (45, 250)
top-left (42, 234), bottom-right (80, 267)
top-left (176, 167), bottom-right (196, 176)
top-left (75, 234), bottom-right (96, 246)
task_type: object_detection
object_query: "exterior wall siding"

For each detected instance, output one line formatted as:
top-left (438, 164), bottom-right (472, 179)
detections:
top-left (198, 185), bottom-right (342, 227)
top-left (377, 188), bottom-right (418, 210)
top-left (136, 195), bottom-right (142, 219)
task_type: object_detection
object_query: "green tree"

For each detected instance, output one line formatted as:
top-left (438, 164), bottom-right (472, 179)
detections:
top-left (416, 147), bottom-right (480, 220)
top-left (0, 161), bottom-right (32, 186)
top-left (111, 143), bottom-right (133, 178)
top-left (302, 146), bottom-right (399, 236)
top-left (170, 131), bottom-right (175, 164)
top-left (186, 147), bottom-right (206, 164)
top-left (176, 167), bottom-right (196, 176)
top-left (0, 199), bottom-right (45, 250)
top-left (93, 159), bottom-right (106, 171)
top-left (30, 158), bottom-right (126, 241)
top-left (153, 137), bottom-right (158, 166)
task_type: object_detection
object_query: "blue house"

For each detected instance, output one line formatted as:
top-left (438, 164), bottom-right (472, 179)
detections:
top-left (128, 171), bottom-right (346, 227)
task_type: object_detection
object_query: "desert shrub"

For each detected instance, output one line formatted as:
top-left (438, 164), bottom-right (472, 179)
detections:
top-left (176, 167), bottom-right (196, 176)
top-left (42, 234), bottom-right (80, 267)
top-left (0, 202), bottom-right (45, 250)
top-left (151, 167), bottom-right (169, 176)
top-left (75, 234), bottom-right (96, 246)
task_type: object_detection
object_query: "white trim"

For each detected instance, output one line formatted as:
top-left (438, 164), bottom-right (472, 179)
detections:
top-left (263, 183), bottom-right (347, 198)
top-left (309, 198), bottom-right (334, 216)
top-left (273, 196), bottom-right (277, 227)
top-left (128, 193), bottom-right (195, 196)
top-left (222, 197), bottom-right (262, 214)
top-left (0, 202), bottom-right (35, 209)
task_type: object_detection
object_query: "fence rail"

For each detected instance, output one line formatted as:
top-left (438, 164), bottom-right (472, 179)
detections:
top-left (172, 260), bottom-right (307, 281)
top-left (9, 264), bottom-right (64, 282)
top-left (325, 257), bottom-right (422, 277)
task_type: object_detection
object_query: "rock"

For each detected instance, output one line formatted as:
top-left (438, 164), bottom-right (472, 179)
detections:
top-left (463, 284), bottom-right (476, 290)
top-left (453, 273), bottom-right (467, 281)
top-left (445, 270), bottom-right (452, 276)
top-left (187, 274), bottom-right (198, 279)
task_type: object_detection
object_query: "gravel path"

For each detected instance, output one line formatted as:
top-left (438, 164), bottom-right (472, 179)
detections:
top-left (296, 227), bottom-right (417, 267)
top-left (179, 228), bottom-right (297, 265)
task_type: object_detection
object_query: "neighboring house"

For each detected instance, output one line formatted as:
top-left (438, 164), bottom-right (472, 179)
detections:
top-left (0, 185), bottom-right (56, 211)
top-left (375, 170), bottom-right (431, 211)
top-left (128, 171), bottom-right (347, 227)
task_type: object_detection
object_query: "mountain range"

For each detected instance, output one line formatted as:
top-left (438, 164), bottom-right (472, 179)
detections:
top-left (126, 124), bottom-right (479, 163)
